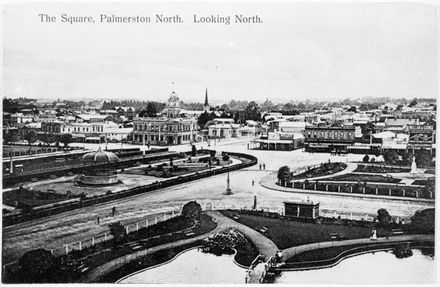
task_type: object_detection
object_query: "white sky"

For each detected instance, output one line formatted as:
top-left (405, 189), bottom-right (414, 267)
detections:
top-left (3, 3), bottom-right (439, 104)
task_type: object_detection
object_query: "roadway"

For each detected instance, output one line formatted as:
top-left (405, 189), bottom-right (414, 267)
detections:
top-left (2, 139), bottom-right (433, 264)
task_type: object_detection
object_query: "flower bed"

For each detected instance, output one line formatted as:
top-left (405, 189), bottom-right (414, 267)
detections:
top-left (354, 164), bottom-right (410, 173)
top-left (327, 174), bottom-right (401, 184)
top-left (292, 162), bottom-right (347, 180)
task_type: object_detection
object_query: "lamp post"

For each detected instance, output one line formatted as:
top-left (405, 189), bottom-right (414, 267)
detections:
top-left (225, 170), bottom-right (232, 195)
top-left (225, 154), bottom-right (232, 195)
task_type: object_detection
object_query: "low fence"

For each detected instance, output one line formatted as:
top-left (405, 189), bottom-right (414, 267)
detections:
top-left (50, 209), bottom-right (182, 258)
top-left (3, 151), bottom-right (258, 226)
top-left (3, 148), bottom-right (171, 186)
top-left (2, 145), bottom-right (85, 158)
top-left (286, 181), bottom-right (434, 200)
top-left (2, 198), bottom-right (412, 278)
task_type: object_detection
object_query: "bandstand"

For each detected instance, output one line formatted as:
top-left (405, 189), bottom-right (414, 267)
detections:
top-left (77, 147), bottom-right (120, 185)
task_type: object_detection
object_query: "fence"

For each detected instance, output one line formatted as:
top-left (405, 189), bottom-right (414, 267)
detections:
top-left (49, 208), bottom-right (182, 258)
top-left (2, 198), bottom-right (410, 273)
top-left (289, 181), bottom-right (434, 200)
top-left (3, 150), bottom-right (258, 226)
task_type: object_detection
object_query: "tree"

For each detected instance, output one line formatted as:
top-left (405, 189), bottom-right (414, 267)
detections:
top-left (24, 130), bottom-right (38, 152)
top-left (377, 208), bottom-right (392, 226)
top-left (243, 101), bottom-right (261, 122)
top-left (347, 106), bottom-right (357, 113)
top-left (3, 97), bottom-right (20, 113)
top-left (109, 221), bottom-right (126, 245)
top-left (145, 102), bottom-right (158, 117)
top-left (382, 149), bottom-right (399, 165)
top-left (362, 154), bottom-right (370, 163)
top-left (410, 209), bottom-right (434, 234)
top-left (415, 149), bottom-right (432, 167)
top-left (197, 111), bottom-right (212, 128)
top-left (18, 249), bottom-right (58, 283)
top-left (59, 134), bottom-right (73, 149)
top-left (181, 201), bottom-right (202, 222)
top-left (222, 153), bottom-right (230, 162)
top-left (408, 98), bottom-right (418, 107)
top-left (277, 166), bottom-right (292, 185)
top-left (260, 99), bottom-right (274, 112)
top-left (401, 152), bottom-right (412, 165)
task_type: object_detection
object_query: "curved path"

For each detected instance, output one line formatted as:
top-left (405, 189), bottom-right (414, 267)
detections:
top-left (3, 143), bottom-right (432, 265)
top-left (280, 234), bottom-right (434, 262)
top-left (81, 211), bottom-right (278, 282)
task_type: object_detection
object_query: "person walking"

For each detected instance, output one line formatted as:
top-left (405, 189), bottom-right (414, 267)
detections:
top-left (252, 180), bottom-right (255, 186)
top-left (96, 216), bottom-right (100, 225)
top-left (263, 163), bottom-right (266, 170)
top-left (259, 163), bottom-right (262, 170)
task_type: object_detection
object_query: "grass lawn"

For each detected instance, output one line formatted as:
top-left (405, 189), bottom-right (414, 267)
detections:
top-left (220, 211), bottom-right (392, 249)
top-left (328, 174), bottom-right (401, 183)
top-left (3, 188), bottom-right (75, 207)
top-left (81, 213), bottom-right (216, 271)
top-left (292, 163), bottom-right (347, 180)
top-left (99, 241), bottom-right (202, 283)
top-left (286, 243), bottom-right (385, 263)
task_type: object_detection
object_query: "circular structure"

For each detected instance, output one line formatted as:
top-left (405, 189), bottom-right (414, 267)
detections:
top-left (164, 91), bottom-right (181, 118)
top-left (77, 147), bottom-right (120, 186)
top-left (82, 147), bottom-right (119, 164)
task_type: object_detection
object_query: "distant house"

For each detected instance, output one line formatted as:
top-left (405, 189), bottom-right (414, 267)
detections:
top-left (303, 125), bottom-right (355, 153)
top-left (384, 118), bottom-right (418, 133)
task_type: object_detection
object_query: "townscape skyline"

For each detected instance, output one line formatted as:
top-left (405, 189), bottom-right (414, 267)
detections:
top-left (4, 3), bottom-right (438, 103)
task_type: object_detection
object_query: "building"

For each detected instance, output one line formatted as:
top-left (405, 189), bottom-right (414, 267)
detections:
top-left (41, 121), bottom-right (63, 134)
top-left (132, 91), bottom-right (198, 145)
top-left (408, 121), bottom-right (436, 153)
top-left (384, 118), bottom-right (418, 133)
top-left (304, 125), bottom-right (355, 153)
top-left (284, 200), bottom-right (320, 219)
top-left (251, 132), bottom-right (304, 151)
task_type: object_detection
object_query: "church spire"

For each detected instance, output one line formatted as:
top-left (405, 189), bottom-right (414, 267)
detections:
top-left (204, 88), bottom-right (209, 106)
top-left (203, 88), bottom-right (210, 112)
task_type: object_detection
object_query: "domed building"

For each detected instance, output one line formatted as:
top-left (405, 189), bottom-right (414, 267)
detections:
top-left (77, 147), bottom-right (120, 185)
top-left (163, 91), bottom-right (181, 118)
top-left (133, 89), bottom-right (198, 145)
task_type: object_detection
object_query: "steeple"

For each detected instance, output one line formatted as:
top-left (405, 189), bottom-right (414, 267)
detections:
top-left (203, 88), bottom-right (210, 112)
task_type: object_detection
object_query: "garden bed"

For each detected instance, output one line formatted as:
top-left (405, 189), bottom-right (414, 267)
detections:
top-left (326, 174), bottom-right (401, 184)
top-left (354, 164), bottom-right (410, 173)
top-left (292, 162), bottom-right (347, 180)
top-left (3, 188), bottom-right (77, 208)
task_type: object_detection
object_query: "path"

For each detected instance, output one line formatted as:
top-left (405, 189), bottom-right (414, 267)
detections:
top-left (81, 211), bottom-right (278, 282)
top-left (4, 144), bottom-right (432, 264)
top-left (280, 234), bottom-right (434, 262)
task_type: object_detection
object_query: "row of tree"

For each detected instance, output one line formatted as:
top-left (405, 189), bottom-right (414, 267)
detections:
top-left (4, 131), bottom-right (74, 151)
top-left (382, 149), bottom-right (433, 167)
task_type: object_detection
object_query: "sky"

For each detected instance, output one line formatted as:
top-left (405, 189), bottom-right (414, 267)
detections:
top-left (3, 3), bottom-right (439, 104)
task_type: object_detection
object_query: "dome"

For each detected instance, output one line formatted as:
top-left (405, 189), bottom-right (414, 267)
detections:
top-left (165, 91), bottom-right (181, 118)
top-left (82, 147), bottom-right (119, 164)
